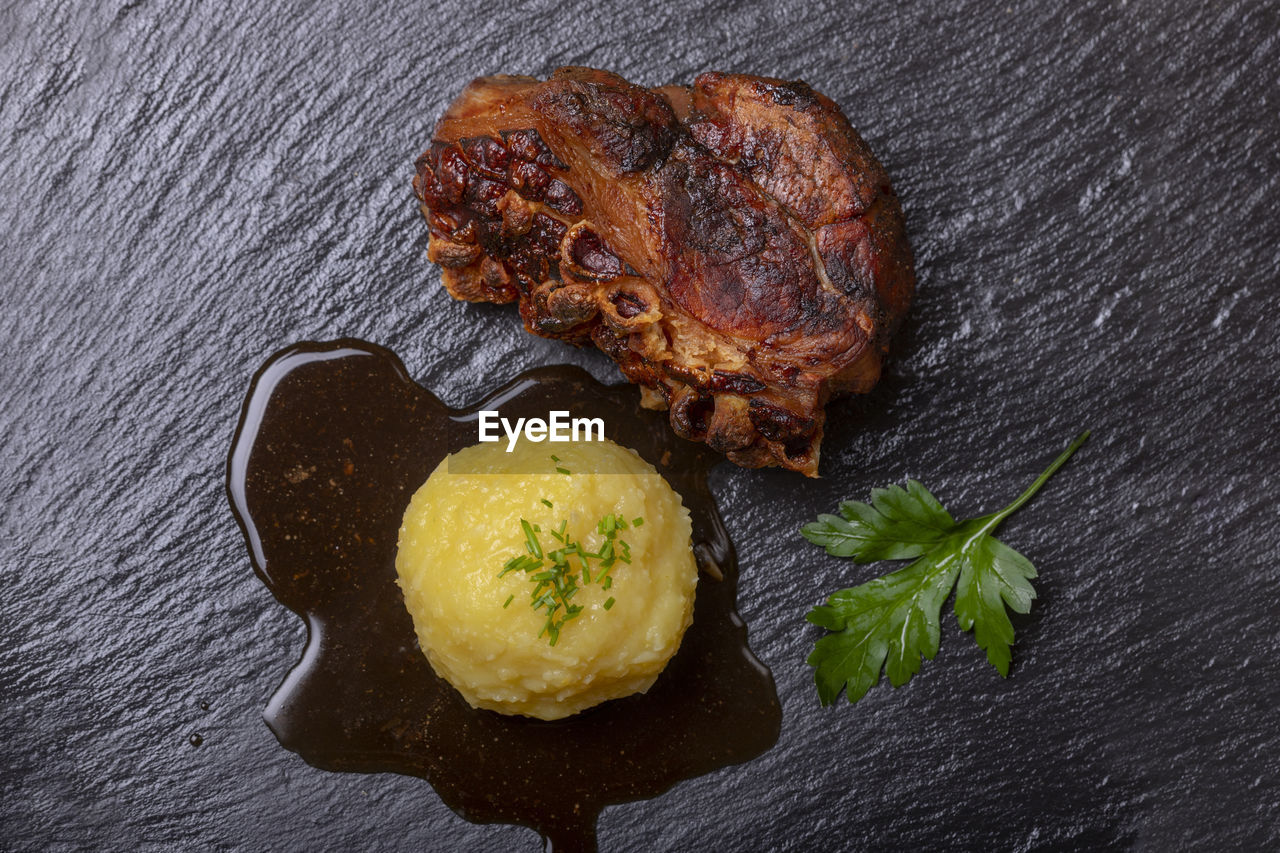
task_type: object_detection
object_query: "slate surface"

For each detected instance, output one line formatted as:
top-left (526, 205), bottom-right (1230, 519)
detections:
top-left (2, 1), bottom-right (1277, 850)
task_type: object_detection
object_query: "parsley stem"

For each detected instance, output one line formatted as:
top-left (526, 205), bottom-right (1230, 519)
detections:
top-left (985, 430), bottom-right (1090, 531)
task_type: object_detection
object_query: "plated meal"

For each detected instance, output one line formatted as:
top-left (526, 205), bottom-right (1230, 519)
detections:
top-left (228, 66), bottom-right (1085, 851)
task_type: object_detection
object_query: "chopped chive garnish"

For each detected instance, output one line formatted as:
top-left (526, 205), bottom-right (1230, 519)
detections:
top-left (521, 519), bottom-right (542, 558)
top-left (603, 597), bottom-right (615, 610)
top-left (497, 507), bottom-right (637, 644)
top-left (503, 594), bottom-right (514, 609)
top-left (556, 467), bottom-right (571, 475)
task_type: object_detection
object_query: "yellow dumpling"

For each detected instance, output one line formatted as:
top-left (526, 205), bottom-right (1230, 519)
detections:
top-left (395, 437), bottom-right (697, 720)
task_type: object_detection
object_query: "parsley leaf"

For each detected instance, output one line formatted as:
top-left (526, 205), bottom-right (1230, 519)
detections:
top-left (802, 431), bottom-right (1089, 705)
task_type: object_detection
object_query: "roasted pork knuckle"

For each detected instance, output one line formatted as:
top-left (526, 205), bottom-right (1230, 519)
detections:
top-left (414, 67), bottom-right (914, 475)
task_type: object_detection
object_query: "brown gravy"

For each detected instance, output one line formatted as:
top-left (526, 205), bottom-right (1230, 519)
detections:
top-left (227, 339), bottom-right (781, 852)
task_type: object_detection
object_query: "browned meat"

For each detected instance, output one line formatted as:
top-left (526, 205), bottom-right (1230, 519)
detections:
top-left (413, 67), bottom-right (914, 476)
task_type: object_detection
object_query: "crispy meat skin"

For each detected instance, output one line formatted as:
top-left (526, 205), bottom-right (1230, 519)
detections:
top-left (414, 67), bottom-right (914, 475)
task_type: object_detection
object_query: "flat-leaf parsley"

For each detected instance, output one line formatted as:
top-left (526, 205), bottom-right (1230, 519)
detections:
top-left (801, 431), bottom-right (1089, 705)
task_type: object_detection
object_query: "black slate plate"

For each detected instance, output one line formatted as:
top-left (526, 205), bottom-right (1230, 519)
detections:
top-left (2, 1), bottom-right (1278, 850)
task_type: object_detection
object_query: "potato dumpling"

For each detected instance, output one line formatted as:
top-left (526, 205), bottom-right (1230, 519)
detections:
top-left (395, 437), bottom-right (697, 720)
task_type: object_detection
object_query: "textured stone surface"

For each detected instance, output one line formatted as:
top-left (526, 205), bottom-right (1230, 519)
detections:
top-left (2, 1), bottom-right (1277, 850)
